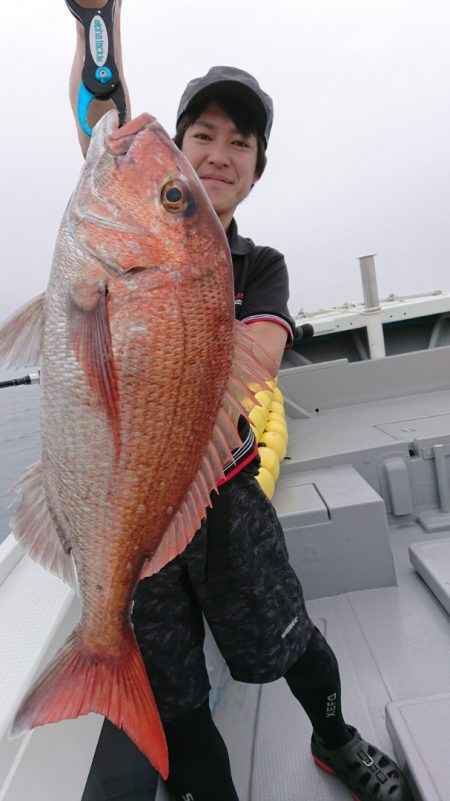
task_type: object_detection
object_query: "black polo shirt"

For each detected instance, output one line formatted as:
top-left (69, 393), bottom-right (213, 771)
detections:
top-left (229, 218), bottom-right (296, 346)
top-left (220, 219), bottom-right (295, 483)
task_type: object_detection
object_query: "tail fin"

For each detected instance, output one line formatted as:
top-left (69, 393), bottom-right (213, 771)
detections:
top-left (9, 627), bottom-right (168, 779)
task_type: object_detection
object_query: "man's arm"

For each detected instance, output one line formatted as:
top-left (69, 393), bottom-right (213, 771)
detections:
top-left (245, 321), bottom-right (288, 378)
top-left (69, 0), bottom-right (130, 158)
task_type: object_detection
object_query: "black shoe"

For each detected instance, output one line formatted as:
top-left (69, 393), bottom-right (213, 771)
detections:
top-left (311, 725), bottom-right (412, 801)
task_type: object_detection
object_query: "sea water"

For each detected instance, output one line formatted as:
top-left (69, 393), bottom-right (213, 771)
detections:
top-left (0, 371), bottom-right (40, 544)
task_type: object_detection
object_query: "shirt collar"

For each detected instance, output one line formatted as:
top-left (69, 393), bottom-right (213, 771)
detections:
top-left (227, 218), bottom-right (253, 256)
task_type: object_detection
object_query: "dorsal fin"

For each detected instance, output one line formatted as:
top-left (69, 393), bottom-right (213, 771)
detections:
top-left (141, 320), bottom-right (274, 577)
top-left (0, 293), bottom-right (45, 369)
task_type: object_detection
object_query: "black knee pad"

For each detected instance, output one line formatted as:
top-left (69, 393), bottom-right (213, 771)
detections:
top-left (285, 626), bottom-right (340, 692)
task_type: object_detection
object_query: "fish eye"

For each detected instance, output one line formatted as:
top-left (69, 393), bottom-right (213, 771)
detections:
top-left (161, 180), bottom-right (188, 212)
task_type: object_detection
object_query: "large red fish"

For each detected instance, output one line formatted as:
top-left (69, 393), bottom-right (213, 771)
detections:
top-left (0, 111), bottom-right (270, 778)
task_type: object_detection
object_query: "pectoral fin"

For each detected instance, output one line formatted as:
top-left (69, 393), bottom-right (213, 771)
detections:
top-left (69, 284), bottom-right (120, 456)
top-left (0, 293), bottom-right (45, 369)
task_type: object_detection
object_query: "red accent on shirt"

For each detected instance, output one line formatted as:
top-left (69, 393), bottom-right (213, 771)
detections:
top-left (217, 440), bottom-right (259, 487)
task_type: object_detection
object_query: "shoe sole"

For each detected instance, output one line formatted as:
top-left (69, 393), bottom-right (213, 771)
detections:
top-left (313, 754), bottom-right (361, 801)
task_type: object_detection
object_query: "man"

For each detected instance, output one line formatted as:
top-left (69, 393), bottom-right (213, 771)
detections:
top-left (70, 4), bottom-right (411, 801)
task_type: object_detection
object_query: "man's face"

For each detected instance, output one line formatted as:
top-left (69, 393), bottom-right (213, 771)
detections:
top-left (181, 101), bottom-right (260, 228)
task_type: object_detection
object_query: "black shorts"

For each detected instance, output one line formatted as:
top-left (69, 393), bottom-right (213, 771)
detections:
top-left (132, 473), bottom-right (313, 722)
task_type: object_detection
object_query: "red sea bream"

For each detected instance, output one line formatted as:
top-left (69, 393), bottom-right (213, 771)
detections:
top-left (0, 111), bottom-right (270, 777)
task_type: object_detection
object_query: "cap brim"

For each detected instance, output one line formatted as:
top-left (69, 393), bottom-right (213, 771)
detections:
top-left (180, 80), bottom-right (268, 144)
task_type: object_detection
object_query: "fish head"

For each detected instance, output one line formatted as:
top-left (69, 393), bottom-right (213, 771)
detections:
top-left (67, 110), bottom-right (231, 284)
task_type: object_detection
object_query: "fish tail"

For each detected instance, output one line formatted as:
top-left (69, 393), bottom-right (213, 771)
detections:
top-left (9, 627), bottom-right (168, 779)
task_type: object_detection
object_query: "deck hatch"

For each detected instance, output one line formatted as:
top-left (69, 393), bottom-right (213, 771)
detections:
top-left (274, 482), bottom-right (329, 528)
top-left (376, 413), bottom-right (450, 441)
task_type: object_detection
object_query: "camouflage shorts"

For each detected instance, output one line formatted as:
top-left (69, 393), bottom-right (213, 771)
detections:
top-left (132, 473), bottom-right (313, 722)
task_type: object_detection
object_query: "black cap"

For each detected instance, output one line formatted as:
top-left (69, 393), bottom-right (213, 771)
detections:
top-left (176, 66), bottom-right (273, 148)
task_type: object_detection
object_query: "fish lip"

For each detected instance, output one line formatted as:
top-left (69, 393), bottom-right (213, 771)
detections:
top-left (103, 113), bottom-right (161, 160)
top-left (95, 109), bottom-right (120, 146)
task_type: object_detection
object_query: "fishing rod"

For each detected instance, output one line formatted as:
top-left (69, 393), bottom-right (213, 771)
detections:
top-left (0, 326), bottom-right (314, 390)
top-left (0, 373), bottom-right (40, 389)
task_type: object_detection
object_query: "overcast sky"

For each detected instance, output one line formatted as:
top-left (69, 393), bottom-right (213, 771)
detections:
top-left (1, 0), bottom-right (449, 323)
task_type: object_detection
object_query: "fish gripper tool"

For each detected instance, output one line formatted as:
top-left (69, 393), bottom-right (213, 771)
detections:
top-left (65, 0), bottom-right (127, 136)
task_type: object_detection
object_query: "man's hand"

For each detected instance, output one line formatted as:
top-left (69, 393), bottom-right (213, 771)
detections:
top-left (68, 0), bottom-right (129, 158)
top-left (73, 1), bottom-right (108, 8)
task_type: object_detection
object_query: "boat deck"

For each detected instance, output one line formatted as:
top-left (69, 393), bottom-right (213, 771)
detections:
top-left (154, 348), bottom-right (450, 801)
top-left (1, 345), bottom-right (450, 801)
top-left (217, 521), bottom-right (450, 801)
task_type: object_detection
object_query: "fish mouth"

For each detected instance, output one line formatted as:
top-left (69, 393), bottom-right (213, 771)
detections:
top-left (85, 111), bottom-right (163, 168)
top-left (104, 112), bottom-right (157, 158)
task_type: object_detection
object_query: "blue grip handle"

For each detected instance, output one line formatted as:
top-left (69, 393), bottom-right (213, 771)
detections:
top-left (78, 82), bottom-right (96, 137)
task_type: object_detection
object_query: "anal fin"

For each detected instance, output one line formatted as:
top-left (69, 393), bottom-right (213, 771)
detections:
top-left (11, 461), bottom-right (77, 589)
